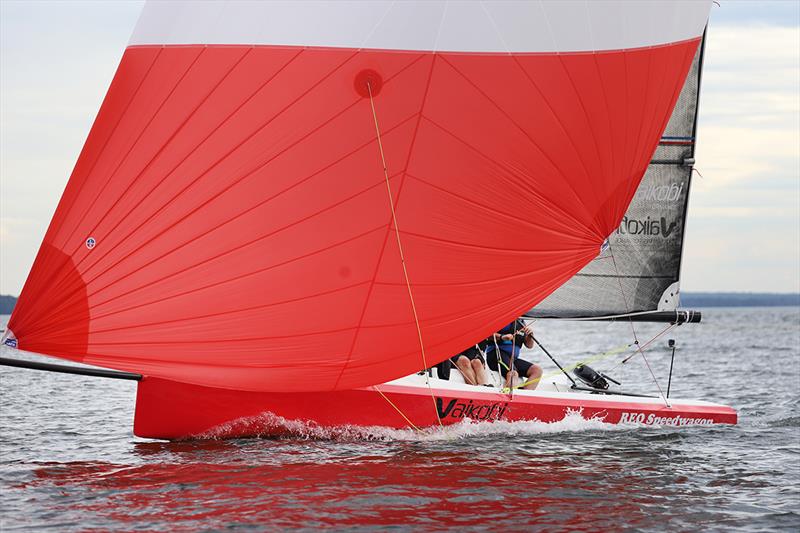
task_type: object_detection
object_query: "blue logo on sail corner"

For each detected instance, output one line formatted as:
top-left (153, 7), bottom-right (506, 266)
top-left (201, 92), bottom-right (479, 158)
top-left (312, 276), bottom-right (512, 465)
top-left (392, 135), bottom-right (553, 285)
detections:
top-left (3, 338), bottom-right (17, 348)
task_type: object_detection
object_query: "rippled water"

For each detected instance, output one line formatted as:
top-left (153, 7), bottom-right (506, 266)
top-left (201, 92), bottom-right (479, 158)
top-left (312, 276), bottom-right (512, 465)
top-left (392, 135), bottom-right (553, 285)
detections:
top-left (1, 307), bottom-right (798, 531)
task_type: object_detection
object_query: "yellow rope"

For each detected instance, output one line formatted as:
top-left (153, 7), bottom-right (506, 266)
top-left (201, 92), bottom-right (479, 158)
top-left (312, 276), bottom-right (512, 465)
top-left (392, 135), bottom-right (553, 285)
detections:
top-left (504, 342), bottom-right (630, 392)
top-left (367, 82), bottom-right (442, 427)
top-left (373, 386), bottom-right (421, 432)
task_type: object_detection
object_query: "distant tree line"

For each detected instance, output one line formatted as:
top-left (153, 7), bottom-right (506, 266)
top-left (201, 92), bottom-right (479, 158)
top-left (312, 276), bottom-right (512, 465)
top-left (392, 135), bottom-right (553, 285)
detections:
top-left (0, 295), bottom-right (16, 314)
top-left (679, 292), bottom-right (800, 308)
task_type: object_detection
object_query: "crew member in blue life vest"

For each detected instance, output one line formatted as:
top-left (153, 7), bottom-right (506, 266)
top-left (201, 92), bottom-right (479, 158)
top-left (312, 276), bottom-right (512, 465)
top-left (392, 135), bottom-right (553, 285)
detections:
top-left (485, 319), bottom-right (542, 390)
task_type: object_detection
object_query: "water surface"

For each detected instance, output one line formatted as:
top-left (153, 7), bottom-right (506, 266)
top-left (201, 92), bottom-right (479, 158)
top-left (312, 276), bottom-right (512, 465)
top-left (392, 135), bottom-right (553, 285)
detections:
top-left (1, 307), bottom-right (798, 531)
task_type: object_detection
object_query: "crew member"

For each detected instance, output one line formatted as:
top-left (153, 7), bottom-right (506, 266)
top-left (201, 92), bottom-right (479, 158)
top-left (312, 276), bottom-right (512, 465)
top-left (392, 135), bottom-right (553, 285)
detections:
top-left (451, 340), bottom-right (489, 386)
top-left (485, 319), bottom-right (542, 390)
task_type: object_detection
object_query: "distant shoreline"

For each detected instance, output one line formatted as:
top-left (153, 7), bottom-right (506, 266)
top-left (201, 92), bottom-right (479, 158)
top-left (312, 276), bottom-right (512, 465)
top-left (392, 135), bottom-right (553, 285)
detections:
top-left (1, 292), bottom-right (798, 315)
top-left (678, 292), bottom-right (800, 308)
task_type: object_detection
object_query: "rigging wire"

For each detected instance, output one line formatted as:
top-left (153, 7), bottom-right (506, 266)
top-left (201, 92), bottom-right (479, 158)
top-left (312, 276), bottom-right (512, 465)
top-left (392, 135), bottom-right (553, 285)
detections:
top-left (367, 81), bottom-right (442, 428)
top-left (506, 341), bottom-right (630, 391)
top-left (509, 320), bottom-right (518, 399)
top-left (607, 241), bottom-right (670, 406)
top-left (608, 322), bottom-right (678, 373)
top-left (490, 333), bottom-right (510, 389)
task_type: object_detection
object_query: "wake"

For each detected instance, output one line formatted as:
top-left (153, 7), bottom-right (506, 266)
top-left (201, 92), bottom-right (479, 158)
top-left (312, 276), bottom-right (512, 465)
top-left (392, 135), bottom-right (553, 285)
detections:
top-left (195, 409), bottom-right (629, 442)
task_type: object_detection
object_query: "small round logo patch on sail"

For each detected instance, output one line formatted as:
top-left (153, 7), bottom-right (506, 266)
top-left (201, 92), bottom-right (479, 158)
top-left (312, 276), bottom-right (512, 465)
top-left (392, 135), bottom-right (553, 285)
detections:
top-left (354, 69), bottom-right (382, 98)
top-left (85, 237), bottom-right (97, 250)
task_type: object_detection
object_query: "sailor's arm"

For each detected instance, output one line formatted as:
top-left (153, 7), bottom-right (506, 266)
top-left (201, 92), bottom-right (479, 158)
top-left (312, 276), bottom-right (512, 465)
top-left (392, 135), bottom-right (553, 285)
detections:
top-left (521, 326), bottom-right (534, 348)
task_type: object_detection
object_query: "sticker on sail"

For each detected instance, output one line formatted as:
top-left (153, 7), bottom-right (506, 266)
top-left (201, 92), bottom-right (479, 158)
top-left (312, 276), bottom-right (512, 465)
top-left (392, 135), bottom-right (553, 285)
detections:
top-left (85, 237), bottom-right (96, 250)
top-left (600, 238), bottom-right (610, 254)
top-left (1, 328), bottom-right (17, 348)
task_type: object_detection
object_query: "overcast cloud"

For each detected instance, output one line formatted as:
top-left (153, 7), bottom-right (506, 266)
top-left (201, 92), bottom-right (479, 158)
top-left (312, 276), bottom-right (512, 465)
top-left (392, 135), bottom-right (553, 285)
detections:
top-left (1, 1), bottom-right (798, 295)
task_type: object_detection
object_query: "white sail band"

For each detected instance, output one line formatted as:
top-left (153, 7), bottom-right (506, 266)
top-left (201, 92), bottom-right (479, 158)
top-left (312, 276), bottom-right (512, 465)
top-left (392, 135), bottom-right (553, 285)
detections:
top-left (130, 0), bottom-right (711, 53)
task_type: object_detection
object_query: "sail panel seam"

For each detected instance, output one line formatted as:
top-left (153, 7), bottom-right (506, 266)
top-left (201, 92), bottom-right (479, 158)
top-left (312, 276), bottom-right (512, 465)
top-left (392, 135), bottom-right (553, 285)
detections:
top-left (81, 52), bottom-right (428, 294)
top-left (333, 54), bottom-right (437, 391)
top-left (79, 50), bottom-right (363, 289)
top-left (436, 53), bottom-right (596, 232)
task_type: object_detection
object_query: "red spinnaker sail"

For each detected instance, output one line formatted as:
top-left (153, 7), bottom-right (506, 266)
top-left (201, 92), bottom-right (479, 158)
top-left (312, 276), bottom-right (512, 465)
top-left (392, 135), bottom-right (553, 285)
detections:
top-left (8, 1), bottom-right (711, 392)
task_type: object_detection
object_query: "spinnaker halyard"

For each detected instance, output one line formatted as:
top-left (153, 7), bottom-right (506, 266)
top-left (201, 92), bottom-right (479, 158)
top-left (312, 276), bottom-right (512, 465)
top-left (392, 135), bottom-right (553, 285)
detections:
top-left (2, 1), bottom-right (736, 438)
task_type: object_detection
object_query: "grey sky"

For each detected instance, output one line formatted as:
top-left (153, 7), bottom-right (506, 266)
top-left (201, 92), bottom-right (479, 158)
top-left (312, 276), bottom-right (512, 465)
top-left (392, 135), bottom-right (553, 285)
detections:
top-left (1, 0), bottom-right (798, 296)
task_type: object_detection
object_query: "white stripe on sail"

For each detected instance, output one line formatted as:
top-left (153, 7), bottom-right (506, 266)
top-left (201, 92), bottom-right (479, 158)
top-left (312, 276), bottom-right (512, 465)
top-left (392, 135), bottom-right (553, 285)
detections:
top-left (130, 0), bottom-right (711, 52)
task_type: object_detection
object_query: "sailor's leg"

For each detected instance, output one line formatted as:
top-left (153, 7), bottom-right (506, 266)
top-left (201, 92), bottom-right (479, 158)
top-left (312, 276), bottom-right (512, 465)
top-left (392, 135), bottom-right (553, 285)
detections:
top-left (522, 364), bottom-right (543, 390)
top-left (505, 370), bottom-right (518, 389)
top-left (455, 356), bottom-right (477, 385)
top-left (470, 358), bottom-right (487, 385)
top-left (498, 348), bottom-right (516, 388)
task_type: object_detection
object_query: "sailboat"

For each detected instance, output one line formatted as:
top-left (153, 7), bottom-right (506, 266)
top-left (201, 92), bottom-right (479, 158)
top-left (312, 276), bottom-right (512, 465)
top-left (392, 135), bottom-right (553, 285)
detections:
top-left (1, 1), bottom-right (736, 439)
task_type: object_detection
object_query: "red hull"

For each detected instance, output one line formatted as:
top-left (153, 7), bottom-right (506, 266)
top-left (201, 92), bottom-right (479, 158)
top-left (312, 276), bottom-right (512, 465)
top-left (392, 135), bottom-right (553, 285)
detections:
top-left (134, 377), bottom-right (737, 440)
